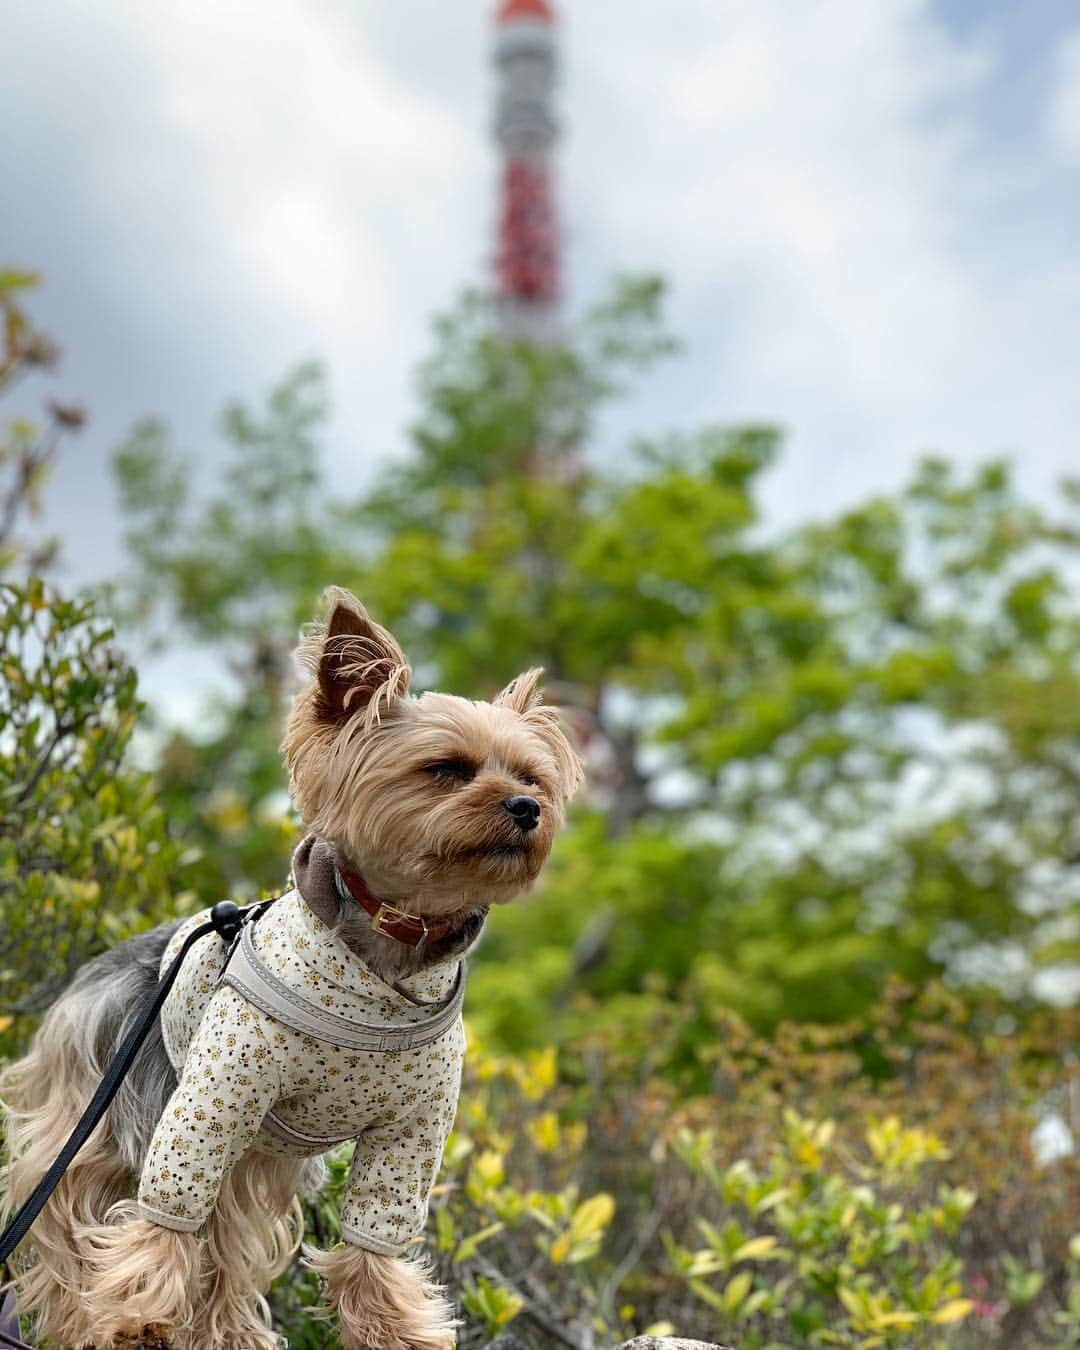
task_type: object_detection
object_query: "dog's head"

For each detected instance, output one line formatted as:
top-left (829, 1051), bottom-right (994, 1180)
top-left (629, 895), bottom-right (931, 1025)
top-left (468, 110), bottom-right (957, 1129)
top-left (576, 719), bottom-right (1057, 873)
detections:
top-left (282, 587), bottom-right (584, 914)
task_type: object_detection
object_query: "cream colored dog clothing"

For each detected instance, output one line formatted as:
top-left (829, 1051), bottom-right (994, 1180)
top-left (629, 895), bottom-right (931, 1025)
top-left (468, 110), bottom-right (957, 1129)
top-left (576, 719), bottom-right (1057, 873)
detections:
top-left (136, 840), bottom-right (466, 1256)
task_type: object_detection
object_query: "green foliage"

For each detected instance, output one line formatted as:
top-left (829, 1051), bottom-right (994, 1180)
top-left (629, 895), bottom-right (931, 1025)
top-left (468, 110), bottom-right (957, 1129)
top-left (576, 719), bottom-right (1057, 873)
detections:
top-left (667, 1115), bottom-right (976, 1345)
top-left (107, 277), bottom-right (1080, 1039)
top-left (110, 362), bottom-right (348, 901)
top-left (113, 361), bottom-right (337, 646)
top-left (0, 264), bottom-right (1076, 1347)
top-left (103, 277), bottom-right (684, 904)
top-left (391, 275), bottom-right (677, 502)
top-left (0, 580), bottom-right (191, 1054)
top-left (259, 983), bottom-right (1080, 1347)
top-left (460, 1275), bottom-right (524, 1336)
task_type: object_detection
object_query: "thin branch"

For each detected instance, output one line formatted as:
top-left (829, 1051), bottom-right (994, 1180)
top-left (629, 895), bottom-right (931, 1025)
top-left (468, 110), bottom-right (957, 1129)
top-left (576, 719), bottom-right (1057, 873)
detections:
top-left (0, 427), bottom-right (60, 548)
top-left (11, 717), bottom-right (77, 808)
top-left (473, 1256), bottom-right (590, 1350)
top-left (597, 1203), bottom-right (666, 1325)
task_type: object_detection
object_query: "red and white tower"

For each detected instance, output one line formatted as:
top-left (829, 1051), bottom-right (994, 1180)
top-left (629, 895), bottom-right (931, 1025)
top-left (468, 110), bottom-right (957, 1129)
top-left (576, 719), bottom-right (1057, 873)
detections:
top-left (493, 0), bottom-right (560, 342)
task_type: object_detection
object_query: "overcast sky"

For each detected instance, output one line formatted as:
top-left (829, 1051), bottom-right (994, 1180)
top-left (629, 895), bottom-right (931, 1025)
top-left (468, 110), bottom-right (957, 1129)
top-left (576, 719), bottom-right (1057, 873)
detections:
top-left (3, 0), bottom-right (1078, 705)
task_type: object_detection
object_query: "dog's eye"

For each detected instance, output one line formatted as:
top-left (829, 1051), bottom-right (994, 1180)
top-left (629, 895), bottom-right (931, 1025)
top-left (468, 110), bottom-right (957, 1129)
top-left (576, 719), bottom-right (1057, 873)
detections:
top-left (516, 770), bottom-right (540, 788)
top-left (424, 759), bottom-right (476, 784)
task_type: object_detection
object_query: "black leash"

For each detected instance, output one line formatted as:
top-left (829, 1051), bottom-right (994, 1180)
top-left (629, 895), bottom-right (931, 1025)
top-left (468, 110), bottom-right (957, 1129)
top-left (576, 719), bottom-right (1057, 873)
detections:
top-left (0, 897), bottom-right (276, 1347)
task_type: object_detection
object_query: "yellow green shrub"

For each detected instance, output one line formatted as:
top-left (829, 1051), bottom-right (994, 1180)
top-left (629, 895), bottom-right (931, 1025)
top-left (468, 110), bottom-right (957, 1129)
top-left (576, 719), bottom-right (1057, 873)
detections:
top-left (268, 980), bottom-right (1077, 1348)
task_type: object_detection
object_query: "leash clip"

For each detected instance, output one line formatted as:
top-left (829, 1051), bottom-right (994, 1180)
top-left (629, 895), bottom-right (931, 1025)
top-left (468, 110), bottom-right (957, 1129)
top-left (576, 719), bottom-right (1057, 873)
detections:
top-left (209, 900), bottom-right (244, 944)
top-left (210, 900), bottom-right (248, 973)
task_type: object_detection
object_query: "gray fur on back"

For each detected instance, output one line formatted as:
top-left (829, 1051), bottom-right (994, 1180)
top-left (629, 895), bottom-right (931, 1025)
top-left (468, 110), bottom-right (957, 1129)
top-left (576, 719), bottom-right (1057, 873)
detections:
top-left (61, 920), bottom-right (183, 1175)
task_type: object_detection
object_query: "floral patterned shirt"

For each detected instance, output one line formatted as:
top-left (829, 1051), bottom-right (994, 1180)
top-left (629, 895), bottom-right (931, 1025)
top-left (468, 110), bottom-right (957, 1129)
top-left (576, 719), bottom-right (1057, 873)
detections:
top-left (137, 890), bottom-right (466, 1255)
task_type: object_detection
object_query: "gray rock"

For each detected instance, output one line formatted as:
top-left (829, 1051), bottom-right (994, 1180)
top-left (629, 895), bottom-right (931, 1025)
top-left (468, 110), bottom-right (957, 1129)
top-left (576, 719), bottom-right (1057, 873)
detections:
top-left (488, 1331), bottom-right (730, 1350)
top-left (615, 1340), bottom-right (731, 1349)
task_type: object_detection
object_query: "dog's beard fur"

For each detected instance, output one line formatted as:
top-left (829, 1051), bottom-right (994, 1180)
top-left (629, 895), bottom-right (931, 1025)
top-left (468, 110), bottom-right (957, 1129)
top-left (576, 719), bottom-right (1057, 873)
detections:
top-left (282, 587), bottom-right (584, 922)
top-left (1, 587), bottom-right (584, 1349)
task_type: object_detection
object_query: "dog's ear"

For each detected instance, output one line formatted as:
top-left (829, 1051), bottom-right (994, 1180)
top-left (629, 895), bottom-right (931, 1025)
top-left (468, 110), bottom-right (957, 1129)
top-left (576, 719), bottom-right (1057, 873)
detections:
top-left (494, 667), bottom-right (544, 714)
top-left (496, 668), bottom-right (585, 801)
top-left (318, 587), bottom-right (411, 724)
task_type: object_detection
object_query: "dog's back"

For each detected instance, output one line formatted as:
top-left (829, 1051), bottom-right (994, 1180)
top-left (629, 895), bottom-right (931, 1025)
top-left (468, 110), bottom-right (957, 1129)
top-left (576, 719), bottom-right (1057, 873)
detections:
top-left (65, 921), bottom-right (184, 1171)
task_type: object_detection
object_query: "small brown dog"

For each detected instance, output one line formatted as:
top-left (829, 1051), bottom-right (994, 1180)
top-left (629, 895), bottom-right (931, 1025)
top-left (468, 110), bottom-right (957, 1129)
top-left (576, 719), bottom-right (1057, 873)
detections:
top-left (1, 588), bottom-right (583, 1348)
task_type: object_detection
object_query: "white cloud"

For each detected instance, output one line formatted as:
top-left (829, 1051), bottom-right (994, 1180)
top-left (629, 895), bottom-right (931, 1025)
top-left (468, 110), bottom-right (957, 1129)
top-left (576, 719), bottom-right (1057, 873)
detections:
top-left (565, 0), bottom-right (1077, 520)
top-left (121, 1), bottom-right (477, 344)
top-left (1, 0), bottom-right (1077, 602)
top-left (1048, 28), bottom-right (1080, 160)
top-left (73, 0), bottom-right (487, 473)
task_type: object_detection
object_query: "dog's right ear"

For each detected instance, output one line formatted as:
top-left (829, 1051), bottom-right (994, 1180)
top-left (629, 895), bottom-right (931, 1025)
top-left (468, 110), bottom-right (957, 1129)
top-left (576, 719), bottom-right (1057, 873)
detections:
top-left (317, 587), bottom-right (411, 724)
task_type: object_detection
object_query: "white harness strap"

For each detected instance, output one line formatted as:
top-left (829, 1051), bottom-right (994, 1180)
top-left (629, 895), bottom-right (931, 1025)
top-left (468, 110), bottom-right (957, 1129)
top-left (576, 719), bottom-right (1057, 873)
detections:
top-left (222, 922), bottom-right (465, 1052)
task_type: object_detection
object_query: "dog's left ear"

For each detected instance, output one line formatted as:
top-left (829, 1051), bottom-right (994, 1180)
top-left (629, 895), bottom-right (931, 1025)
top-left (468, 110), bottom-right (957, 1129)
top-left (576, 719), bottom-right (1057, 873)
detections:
top-left (495, 667), bottom-right (586, 801)
top-left (318, 587), bottom-right (411, 724)
top-left (494, 667), bottom-right (545, 715)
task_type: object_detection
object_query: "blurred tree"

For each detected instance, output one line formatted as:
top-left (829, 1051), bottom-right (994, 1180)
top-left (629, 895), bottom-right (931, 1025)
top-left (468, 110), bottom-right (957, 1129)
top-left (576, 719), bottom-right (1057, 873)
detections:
top-left (0, 275), bottom-right (189, 1055)
top-left (0, 271), bottom-right (86, 574)
top-left (112, 278), bottom-right (1080, 1035)
top-left (5, 268), bottom-right (1074, 1349)
top-left (110, 278), bottom-right (679, 899)
top-left (112, 362), bottom-right (346, 897)
top-left (0, 581), bottom-right (192, 1055)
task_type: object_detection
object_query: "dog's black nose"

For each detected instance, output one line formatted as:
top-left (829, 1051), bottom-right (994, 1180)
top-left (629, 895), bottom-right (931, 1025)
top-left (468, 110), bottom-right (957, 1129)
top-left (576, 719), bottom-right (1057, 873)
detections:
top-left (503, 795), bottom-right (540, 832)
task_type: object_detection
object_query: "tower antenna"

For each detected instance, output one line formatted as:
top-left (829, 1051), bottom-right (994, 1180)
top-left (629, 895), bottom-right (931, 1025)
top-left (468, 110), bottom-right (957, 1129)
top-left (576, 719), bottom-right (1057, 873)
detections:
top-left (493, 0), bottom-right (561, 343)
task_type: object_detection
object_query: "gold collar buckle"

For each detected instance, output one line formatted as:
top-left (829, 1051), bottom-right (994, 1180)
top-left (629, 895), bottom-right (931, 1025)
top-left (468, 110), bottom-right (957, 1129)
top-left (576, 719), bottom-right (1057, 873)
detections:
top-left (371, 902), bottom-right (429, 947)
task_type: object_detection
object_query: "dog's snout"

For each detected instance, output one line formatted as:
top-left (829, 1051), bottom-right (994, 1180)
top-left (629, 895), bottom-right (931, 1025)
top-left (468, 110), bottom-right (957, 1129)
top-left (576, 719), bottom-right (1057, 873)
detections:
top-left (503, 794), bottom-right (540, 832)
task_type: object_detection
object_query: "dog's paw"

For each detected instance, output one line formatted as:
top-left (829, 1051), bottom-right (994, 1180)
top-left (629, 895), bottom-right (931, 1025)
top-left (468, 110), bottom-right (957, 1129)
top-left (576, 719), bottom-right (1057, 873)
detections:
top-left (87, 1320), bottom-right (173, 1349)
top-left (108, 1324), bottom-right (173, 1349)
top-left (307, 1244), bottom-right (457, 1350)
top-left (79, 1219), bottom-right (199, 1350)
top-left (338, 1328), bottom-right (454, 1350)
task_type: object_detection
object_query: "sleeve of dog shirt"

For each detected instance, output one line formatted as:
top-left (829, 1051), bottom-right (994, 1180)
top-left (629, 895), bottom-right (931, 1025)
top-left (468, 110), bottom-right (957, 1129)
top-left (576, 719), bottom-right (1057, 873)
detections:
top-left (136, 984), bottom-right (281, 1232)
top-left (339, 1035), bottom-right (465, 1255)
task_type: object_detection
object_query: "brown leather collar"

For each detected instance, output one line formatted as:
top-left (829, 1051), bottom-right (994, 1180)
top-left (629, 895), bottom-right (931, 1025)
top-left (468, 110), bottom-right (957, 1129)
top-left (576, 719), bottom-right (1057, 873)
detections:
top-left (334, 865), bottom-right (475, 948)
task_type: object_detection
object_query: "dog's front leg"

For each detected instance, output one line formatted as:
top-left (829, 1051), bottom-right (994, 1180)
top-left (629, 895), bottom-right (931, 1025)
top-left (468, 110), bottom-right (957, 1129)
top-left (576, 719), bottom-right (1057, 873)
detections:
top-left (308, 1243), bottom-right (456, 1350)
top-left (79, 1215), bottom-right (200, 1347)
top-left (81, 984), bottom-right (281, 1346)
top-left (318, 1093), bottom-right (461, 1349)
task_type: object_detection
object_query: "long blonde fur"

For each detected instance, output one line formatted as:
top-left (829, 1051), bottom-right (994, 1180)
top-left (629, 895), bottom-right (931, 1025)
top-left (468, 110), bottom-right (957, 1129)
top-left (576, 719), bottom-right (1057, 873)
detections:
top-left (195, 1151), bottom-right (310, 1348)
top-left (78, 1215), bottom-right (201, 1347)
top-left (1, 988), bottom-right (130, 1347)
top-left (306, 1243), bottom-right (457, 1350)
top-left (2, 1020), bottom-right (311, 1348)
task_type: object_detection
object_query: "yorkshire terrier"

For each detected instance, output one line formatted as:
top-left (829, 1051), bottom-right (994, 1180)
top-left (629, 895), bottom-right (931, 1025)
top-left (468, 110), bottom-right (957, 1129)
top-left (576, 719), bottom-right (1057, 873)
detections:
top-left (1, 587), bottom-right (583, 1349)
